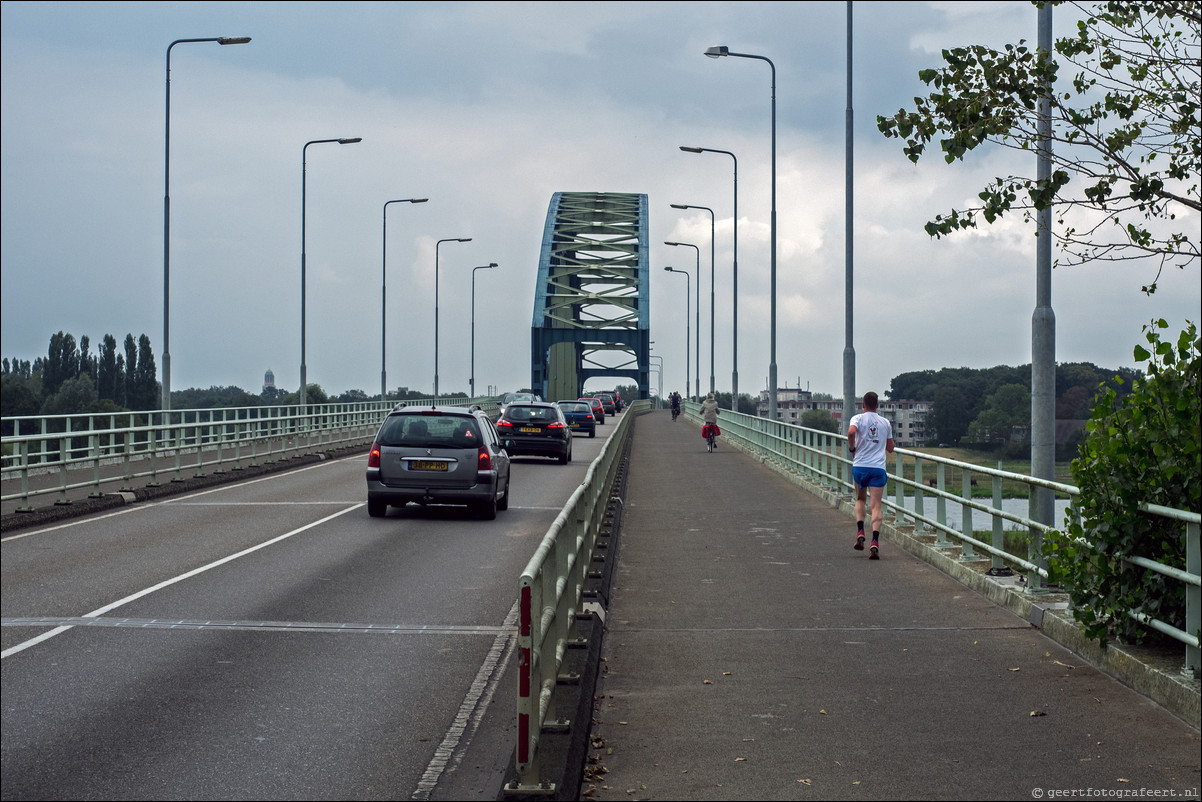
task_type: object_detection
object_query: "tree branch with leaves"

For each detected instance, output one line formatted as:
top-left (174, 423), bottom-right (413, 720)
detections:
top-left (877, 1), bottom-right (1200, 292)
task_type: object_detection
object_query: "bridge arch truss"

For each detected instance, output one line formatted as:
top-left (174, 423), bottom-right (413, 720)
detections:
top-left (530, 192), bottom-right (650, 401)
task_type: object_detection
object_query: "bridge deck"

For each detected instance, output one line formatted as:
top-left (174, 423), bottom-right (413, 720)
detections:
top-left (584, 409), bottom-right (1200, 800)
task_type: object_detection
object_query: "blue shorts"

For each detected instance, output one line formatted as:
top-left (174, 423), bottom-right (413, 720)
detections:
top-left (853, 467), bottom-right (888, 489)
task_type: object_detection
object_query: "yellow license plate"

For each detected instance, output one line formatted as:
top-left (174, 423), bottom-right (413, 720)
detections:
top-left (520, 427), bottom-right (541, 433)
top-left (411, 460), bottom-right (448, 471)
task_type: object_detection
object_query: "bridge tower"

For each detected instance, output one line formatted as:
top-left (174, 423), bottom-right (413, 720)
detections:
top-left (531, 192), bottom-right (650, 401)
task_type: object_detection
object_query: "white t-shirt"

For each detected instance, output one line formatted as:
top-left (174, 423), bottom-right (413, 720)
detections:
top-left (848, 411), bottom-right (892, 469)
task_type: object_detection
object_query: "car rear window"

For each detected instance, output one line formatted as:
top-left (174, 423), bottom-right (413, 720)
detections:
top-left (558, 402), bottom-right (589, 413)
top-left (377, 414), bottom-right (481, 447)
top-left (505, 405), bottom-right (557, 423)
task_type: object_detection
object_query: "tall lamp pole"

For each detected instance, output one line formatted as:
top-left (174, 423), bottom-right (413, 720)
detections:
top-left (680, 146), bottom-right (738, 410)
top-left (382, 197), bottom-right (429, 401)
top-left (843, 2), bottom-right (857, 462)
top-left (664, 241), bottom-right (701, 401)
top-left (301, 136), bottom-right (362, 410)
top-left (434, 237), bottom-right (471, 397)
top-left (163, 35), bottom-right (250, 412)
top-left (664, 267), bottom-right (691, 400)
top-left (471, 263), bottom-right (499, 398)
top-left (671, 204), bottom-right (715, 396)
top-left (704, 45), bottom-right (776, 421)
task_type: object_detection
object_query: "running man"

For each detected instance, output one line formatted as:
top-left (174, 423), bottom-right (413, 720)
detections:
top-left (847, 391), bottom-right (895, 560)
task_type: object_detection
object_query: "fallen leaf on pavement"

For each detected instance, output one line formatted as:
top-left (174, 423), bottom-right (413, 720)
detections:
top-left (1030, 710), bottom-right (1047, 717)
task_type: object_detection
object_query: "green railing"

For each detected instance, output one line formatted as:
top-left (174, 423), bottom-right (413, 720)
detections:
top-left (1, 398), bottom-right (499, 510)
top-left (508, 400), bottom-right (647, 794)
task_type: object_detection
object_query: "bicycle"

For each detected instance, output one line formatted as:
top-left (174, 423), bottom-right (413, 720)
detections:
top-left (671, 405), bottom-right (680, 422)
top-left (703, 423), bottom-right (718, 452)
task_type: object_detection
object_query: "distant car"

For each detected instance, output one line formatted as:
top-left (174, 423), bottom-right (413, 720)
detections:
top-left (556, 400), bottom-right (597, 438)
top-left (496, 401), bottom-right (573, 464)
top-left (610, 392), bottom-right (624, 413)
top-left (597, 393), bottom-right (617, 416)
top-left (365, 404), bottom-right (511, 519)
top-left (499, 392), bottom-right (539, 410)
top-left (578, 397), bottom-right (605, 424)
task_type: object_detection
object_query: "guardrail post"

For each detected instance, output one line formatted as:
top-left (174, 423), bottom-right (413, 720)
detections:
top-left (934, 462), bottom-right (952, 547)
top-left (960, 469), bottom-right (977, 560)
top-left (914, 457), bottom-right (926, 532)
top-left (990, 474), bottom-right (1006, 573)
top-left (1186, 520), bottom-right (1200, 677)
top-left (88, 433), bottom-right (104, 498)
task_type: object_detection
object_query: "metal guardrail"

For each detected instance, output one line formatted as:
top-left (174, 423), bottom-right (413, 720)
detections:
top-left (1, 398), bottom-right (499, 510)
top-left (508, 400), bottom-right (647, 794)
top-left (682, 401), bottom-right (1200, 676)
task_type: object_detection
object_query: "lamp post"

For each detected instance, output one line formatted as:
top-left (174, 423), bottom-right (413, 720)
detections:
top-left (382, 197), bottom-right (429, 401)
top-left (471, 263), bottom-right (499, 399)
top-left (671, 204), bottom-right (715, 396)
top-left (649, 354), bottom-right (664, 408)
top-left (664, 242), bottom-right (700, 401)
top-left (163, 35), bottom-right (251, 413)
top-left (664, 267), bottom-right (690, 400)
top-left (434, 237), bottom-right (471, 397)
top-left (301, 136), bottom-right (362, 410)
top-left (680, 146), bottom-right (738, 410)
top-left (704, 45), bottom-right (777, 422)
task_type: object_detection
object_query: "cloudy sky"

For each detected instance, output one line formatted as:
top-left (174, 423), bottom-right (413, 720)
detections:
top-left (2, 1), bottom-right (1197, 403)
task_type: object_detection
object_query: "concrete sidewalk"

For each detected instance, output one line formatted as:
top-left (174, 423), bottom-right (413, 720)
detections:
top-left (580, 410), bottom-right (1200, 801)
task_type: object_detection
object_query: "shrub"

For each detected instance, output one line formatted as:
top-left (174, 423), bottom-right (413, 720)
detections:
top-left (1043, 319), bottom-right (1200, 646)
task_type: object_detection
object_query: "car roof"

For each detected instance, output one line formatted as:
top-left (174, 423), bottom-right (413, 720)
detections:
top-left (387, 404), bottom-right (484, 418)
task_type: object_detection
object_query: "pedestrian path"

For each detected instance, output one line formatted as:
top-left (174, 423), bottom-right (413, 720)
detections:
top-left (581, 410), bottom-right (1200, 801)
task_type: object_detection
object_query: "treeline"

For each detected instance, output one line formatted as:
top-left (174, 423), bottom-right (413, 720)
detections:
top-left (2, 331), bottom-right (158, 417)
top-left (888, 362), bottom-right (1140, 451)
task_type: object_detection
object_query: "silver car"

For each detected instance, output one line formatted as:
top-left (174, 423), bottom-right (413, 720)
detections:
top-left (366, 405), bottom-right (511, 519)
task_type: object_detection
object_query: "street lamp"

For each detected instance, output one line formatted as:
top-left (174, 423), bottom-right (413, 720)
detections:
top-left (649, 354), bottom-right (664, 408)
top-left (471, 263), bottom-right (499, 399)
top-left (434, 237), bottom-right (471, 397)
top-left (664, 267), bottom-right (690, 401)
top-left (664, 242), bottom-right (700, 401)
top-left (382, 197), bottom-right (429, 401)
top-left (671, 204), bottom-right (716, 396)
top-left (704, 45), bottom-right (777, 422)
top-left (163, 35), bottom-right (251, 412)
top-left (301, 136), bottom-right (362, 410)
top-left (680, 146), bottom-right (738, 410)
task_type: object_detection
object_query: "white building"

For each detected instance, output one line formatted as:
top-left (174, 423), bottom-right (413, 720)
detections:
top-left (755, 389), bottom-right (930, 447)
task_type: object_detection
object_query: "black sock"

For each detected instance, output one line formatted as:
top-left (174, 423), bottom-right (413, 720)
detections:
top-left (872, 531), bottom-right (879, 541)
top-left (857, 521), bottom-right (864, 533)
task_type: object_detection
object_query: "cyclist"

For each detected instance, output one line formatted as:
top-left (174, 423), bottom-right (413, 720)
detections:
top-left (698, 392), bottom-right (721, 451)
top-left (670, 391), bottom-right (681, 421)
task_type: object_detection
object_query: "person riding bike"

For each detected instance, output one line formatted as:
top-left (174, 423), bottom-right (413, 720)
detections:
top-left (670, 391), bottom-right (681, 421)
top-left (698, 392), bottom-right (720, 450)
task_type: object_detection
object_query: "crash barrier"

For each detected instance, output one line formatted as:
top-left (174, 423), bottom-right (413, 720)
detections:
top-left (682, 401), bottom-right (1200, 677)
top-left (1, 398), bottom-right (499, 511)
top-left (509, 399), bottom-right (649, 794)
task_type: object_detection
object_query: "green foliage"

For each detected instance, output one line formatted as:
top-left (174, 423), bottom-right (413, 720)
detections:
top-left (1043, 319), bottom-right (1200, 646)
top-left (877, 1), bottom-right (1200, 290)
top-left (800, 409), bottom-right (840, 433)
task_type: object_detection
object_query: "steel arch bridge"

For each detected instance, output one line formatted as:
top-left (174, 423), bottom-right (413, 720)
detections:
top-left (530, 192), bottom-right (651, 401)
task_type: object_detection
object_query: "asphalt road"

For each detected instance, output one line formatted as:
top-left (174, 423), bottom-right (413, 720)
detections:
top-left (1, 418), bottom-right (621, 801)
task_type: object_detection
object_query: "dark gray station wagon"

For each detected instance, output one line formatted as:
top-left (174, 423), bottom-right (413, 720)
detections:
top-left (366, 405), bottom-right (511, 519)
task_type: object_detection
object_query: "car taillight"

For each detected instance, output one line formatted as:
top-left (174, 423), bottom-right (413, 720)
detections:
top-left (368, 443), bottom-right (381, 468)
top-left (546, 421), bottom-right (565, 429)
top-left (496, 419), bottom-right (513, 429)
top-left (478, 446), bottom-right (492, 470)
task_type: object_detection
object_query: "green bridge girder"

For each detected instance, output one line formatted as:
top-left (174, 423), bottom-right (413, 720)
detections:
top-left (531, 192), bottom-right (650, 402)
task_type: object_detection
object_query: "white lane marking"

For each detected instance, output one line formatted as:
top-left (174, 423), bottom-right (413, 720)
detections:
top-left (1, 503), bottom-right (362, 659)
top-left (410, 601), bottom-right (519, 800)
top-left (1, 457), bottom-right (357, 542)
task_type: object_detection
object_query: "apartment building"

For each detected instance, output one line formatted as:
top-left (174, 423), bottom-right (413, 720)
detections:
top-left (755, 389), bottom-right (930, 447)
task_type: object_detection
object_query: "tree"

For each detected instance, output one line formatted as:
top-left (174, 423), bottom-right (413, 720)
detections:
top-left (964, 383), bottom-right (1032, 443)
top-left (123, 334), bottom-right (137, 409)
top-left (98, 335), bottom-right (120, 404)
top-left (1043, 319), bottom-right (1199, 646)
top-left (877, 1), bottom-right (1200, 292)
top-left (134, 334), bottom-right (157, 410)
top-left (800, 409), bottom-right (840, 433)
